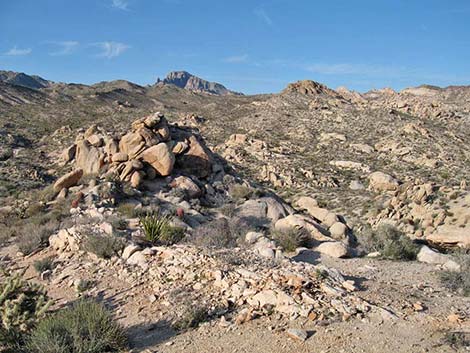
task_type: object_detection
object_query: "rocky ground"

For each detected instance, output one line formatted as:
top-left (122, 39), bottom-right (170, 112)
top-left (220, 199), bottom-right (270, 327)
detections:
top-left (0, 72), bottom-right (469, 352)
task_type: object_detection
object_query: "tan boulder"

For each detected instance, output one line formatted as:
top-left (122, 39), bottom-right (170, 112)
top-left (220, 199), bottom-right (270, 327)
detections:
top-left (75, 140), bottom-right (105, 174)
top-left (111, 152), bottom-right (128, 163)
top-left (316, 241), bottom-right (349, 258)
top-left (170, 176), bottom-right (202, 198)
top-left (87, 134), bottom-right (103, 147)
top-left (105, 139), bottom-right (119, 155)
top-left (53, 169), bottom-right (83, 192)
top-left (368, 171), bottom-right (399, 191)
top-left (141, 143), bottom-right (175, 176)
top-left (172, 141), bottom-right (189, 155)
top-left (61, 144), bottom-right (76, 163)
top-left (136, 126), bottom-right (160, 146)
top-left (329, 222), bottom-right (348, 240)
top-left (119, 132), bottom-right (145, 159)
top-left (130, 171), bottom-right (143, 188)
top-left (427, 225), bottom-right (470, 248)
top-left (176, 135), bottom-right (212, 178)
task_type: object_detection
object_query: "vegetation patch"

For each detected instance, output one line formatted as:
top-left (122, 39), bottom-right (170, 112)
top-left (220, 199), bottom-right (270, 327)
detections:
top-left (27, 300), bottom-right (128, 353)
top-left (359, 224), bottom-right (419, 260)
top-left (140, 212), bottom-right (185, 246)
top-left (82, 234), bottom-right (124, 259)
top-left (272, 228), bottom-right (310, 252)
top-left (439, 251), bottom-right (470, 296)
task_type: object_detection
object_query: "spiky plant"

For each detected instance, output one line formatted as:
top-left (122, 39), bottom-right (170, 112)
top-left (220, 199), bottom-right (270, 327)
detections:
top-left (0, 271), bottom-right (52, 351)
top-left (139, 212), bottom-right (185, 246)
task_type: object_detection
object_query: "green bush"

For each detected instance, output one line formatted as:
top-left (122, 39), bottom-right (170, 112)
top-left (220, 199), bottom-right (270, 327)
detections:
top-left (272, 228), bottom-right (310, 252)
top-left (27, 300), bottom-right (128, 353)
top-left (172, 304), bottom-right (209, 331)
top-left (140, 212), bottom-right (185, 246)
top-left (16, 220), bottom-right (59, 255)
top-left (439, 252), bottom-right (470, 296)
top-left (33, 257), bottom-right (54, 274)
top-left (229, 184), bottom-right (253, 200)
top-left (189, 218), bottom-right (243, 249)
top-left (82, 235), bottom-right (124, 259)
top-left (359, 224), bottom-right (419, 260)
top-left (0, 271), bottom-right (52, 351)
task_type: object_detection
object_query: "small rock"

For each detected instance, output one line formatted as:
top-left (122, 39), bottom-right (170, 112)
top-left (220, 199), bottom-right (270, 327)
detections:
top-left (286, 328), bottom-right (308, 342)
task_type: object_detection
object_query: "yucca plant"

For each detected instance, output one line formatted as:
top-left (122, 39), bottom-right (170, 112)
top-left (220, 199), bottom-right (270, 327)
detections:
top-left (139, 212), bottom-right (185, 246)
top-left (0, 271), bottom-right (52, 351)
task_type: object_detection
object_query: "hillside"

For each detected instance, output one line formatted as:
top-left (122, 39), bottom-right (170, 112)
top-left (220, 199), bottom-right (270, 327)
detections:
top-left (0, 72), bottom-right (469, 352)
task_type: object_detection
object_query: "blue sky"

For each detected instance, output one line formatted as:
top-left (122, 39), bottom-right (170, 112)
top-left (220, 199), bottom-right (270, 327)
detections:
top-left (1, 0), bottom-right (469, 94)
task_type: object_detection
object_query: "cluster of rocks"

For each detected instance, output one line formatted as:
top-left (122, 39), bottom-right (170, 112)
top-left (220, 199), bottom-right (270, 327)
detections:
top-left (55, 112), bottom-right (213, 195)
top-left (367, 176), bottom-right (470, 249)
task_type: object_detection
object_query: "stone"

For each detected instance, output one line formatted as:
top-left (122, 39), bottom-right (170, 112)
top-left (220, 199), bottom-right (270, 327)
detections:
top-left (260, 196), bottom-right (294, 222)
top-left (368, 171), bottom-right (399, 192)
top-left (53, 169), bottom-right (83, 192)
top-left (295, 196), bottom-right (318, 213)
top-left (87, 134), bottom-right (103, 147)
top-left (122, 244), bottom-right (141, 260)
top-left (316, 241), bottom-right (349, 258)
top-left (141, 143), bottom-right (175, 177)
top-left (417, 245), bottom-right (460, 271)
top-left (130, 171), bottom-right (143, 188)
top-left (323, 212), bottom-right (339, 228)
top-left (176, 135), bottom-right (212, 178)
top-left (286, 328), bottom-right (308, 342)
top-left (172, 141), bottom-right (189, 155)
top-left (170, 176), bottom-right (202, 198)
top-left (75, 140), bottom-right (105, 175)
top-left (245, 231), bottom-right (263, 244)
top-left (427, 225), bottom-right (470, 248)
top-left (349, 180), bottom-right (365, 190)
top-left (329, 222), bottom-right (348, 240)
top-left (61, 144), bottom-right (76, 163)
top-left (111, 152), bottom-right (128, 162)
top-left (49, 229), bottom-right (79, 252)
top-left (119, 132), bottom-right (145, 159)
top-left (127, 251), bottom-right (148, 269)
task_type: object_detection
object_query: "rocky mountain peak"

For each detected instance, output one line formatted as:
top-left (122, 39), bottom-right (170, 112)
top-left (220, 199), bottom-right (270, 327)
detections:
top-left (281, 80), bottom-right (340, 98)
top-left (156, 71), bottom-right (241, 96)
top-left (0, 70), bottom-right (50, 90)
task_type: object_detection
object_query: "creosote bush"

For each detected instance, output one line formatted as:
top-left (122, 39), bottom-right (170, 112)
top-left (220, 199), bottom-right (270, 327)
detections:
top-left (229, 184), bottom-right (253, 200)
top-left (172, 304), bottom-right (210, 331)
top-left (82, 234), bottom-right (124, 259)
top-left (33, 257), bottom-right (54, 274)
top-left (189, 218), bottom-right (245, 249)
top-left (439, 251), bottom-right (470, 296)
top-left (272, 228), bottom-right (310, 252)
top-left (140, 212), bottom-right (185, 246)
top-left (359, 224), bottom-right (419, 260)
top-left (0, 271), bottom-right (52, 352)
top-left (17, 220), bottom-right (59, 256)
top-left (27, 300), bottom-right (128, 353)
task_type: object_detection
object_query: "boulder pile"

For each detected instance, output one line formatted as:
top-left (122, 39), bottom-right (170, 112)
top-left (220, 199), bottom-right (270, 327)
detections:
top-left (58, 112), bottom-right (213, 193)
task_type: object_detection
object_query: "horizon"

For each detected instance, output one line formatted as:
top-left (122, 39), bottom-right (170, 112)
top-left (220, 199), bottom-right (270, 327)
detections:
top-left (1, 0), bottom-right (470, 94)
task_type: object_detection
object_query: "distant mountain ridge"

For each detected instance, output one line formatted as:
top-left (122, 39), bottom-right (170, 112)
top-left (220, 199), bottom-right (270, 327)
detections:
top-left (156, 71), bottom-right (242, 96)
top-left (0, 70), bottom-right (50, 90)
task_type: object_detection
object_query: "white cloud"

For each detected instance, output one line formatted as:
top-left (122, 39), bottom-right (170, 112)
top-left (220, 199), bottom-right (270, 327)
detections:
top-left (254, 8), bottom-right (273, 25)
top-left (4, 46), bottom-right (32, 56)
top-left (96, 41), bottom-right (130, 58)
top-left (112, 0), bottom-right (128, 10)
top-left (49, 41), bottom-right (79, 56)
top-left (224, 54), bottom-right (249, 63)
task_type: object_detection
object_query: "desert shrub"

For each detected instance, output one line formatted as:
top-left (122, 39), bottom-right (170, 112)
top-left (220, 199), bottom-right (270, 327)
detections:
top-left (272, 228), bottom-right (310, 252)
top-left (443, 331), bottom-right (470, 350)
top-left (189, 218), bottom-right (244, 248)
top-left (27, 300), bottom-right (128, 353)
top-left (140, 212), bottom-right (185, 246)
top-left (33, 257), bottom-right (54, 274)
top-left (439, 252), bottom-right (470, 296)
top-left (172, 304), bottom-right (210, 331)
top-left (359, 224), bottom-right (419, 260)
top-left (116, 202), bottom-right (140, 218)
top-left (17, 220), bottom-right (59, 255)
top-left (0, 271), bottom-right (52, 351)
top-left (229, 184), bottom-right (253, 200)
top-left (82, 235), bottom-right (124, 259)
